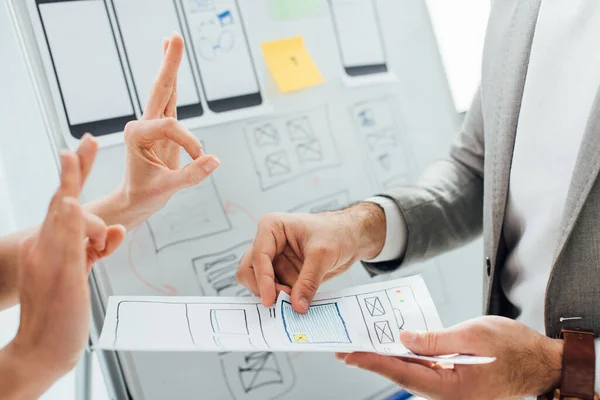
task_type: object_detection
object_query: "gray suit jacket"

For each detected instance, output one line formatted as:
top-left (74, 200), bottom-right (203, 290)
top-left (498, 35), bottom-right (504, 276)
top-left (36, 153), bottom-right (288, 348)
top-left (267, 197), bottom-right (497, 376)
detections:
top-left (365, 0), bottom-right (600, 338)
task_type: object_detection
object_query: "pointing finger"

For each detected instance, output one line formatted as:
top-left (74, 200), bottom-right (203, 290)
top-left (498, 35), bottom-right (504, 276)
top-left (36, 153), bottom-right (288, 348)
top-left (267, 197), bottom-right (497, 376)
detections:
top-left (163, 37), bottom-right (178, 119)
top-left (76, 133), bottom-right (98, 186)
top-left (56, 151), bottom-right (82, 201)
top-left (291, 245), bottom-right (332, 313)
top-left (236, 249), bottom-right (260, 296)
top-left (144, 33), bottom-right (184, 119)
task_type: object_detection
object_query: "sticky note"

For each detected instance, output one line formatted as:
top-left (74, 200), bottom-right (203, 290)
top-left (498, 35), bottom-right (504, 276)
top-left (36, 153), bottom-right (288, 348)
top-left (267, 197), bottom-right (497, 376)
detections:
top-left (261, 37), bottom-right (324, 93)
top-left (269, 0), bottom-right (321, 21)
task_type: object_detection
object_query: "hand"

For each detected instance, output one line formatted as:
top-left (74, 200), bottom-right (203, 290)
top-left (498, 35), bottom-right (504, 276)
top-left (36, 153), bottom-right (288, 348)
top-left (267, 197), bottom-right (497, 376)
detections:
top-left (5, 150), bottom-right (125, 397)
top-left (236, 203), bottom-right (386, 312)
top-left (337, 316), bottom-right (564, 399)
top-left (69, 134), bottom-right (126, 269)
top-left (106, 33), bottom-right (219, 228)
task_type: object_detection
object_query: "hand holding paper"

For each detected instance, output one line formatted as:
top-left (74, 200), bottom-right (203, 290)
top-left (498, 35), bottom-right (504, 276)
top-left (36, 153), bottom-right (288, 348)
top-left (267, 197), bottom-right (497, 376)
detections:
top-left (96, 275), bottom-right (494, 365)
top-left (338, 316), bottom-right (564, 399)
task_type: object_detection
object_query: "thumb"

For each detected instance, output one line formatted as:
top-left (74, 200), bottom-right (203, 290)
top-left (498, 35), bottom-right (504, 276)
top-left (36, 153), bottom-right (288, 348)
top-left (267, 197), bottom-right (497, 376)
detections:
top-left (400, 329), bottom-right (465, 356)
top-left (291, 250), bottom-right (331, 313)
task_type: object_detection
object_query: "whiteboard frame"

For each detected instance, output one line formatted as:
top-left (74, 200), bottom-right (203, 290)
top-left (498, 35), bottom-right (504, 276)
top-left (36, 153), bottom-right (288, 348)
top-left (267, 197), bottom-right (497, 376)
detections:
top-left (5, 0), bottom-right (131, 398)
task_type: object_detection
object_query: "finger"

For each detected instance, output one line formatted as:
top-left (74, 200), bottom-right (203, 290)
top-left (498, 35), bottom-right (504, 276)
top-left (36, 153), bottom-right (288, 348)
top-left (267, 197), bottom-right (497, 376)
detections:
top-left (236, 250), bottom-right (261, 296)
top-left (144, 33), bottom-right (184, 119)
top-left (125, 118), bottom-right (203, 160)
top-left (169, 154), bottom-right (219, 189)
top-left (251, 217), bottom-right (287, 307)
top-left (101, 225), bottom-right (126, 258)
top-left (273, 255), bottom-right (300, 288)
top-left (87, 225), bottom-right (126, 272)
top-left (400, 328), bottom-right (471, 356)
top-left (275, 283), bottom-right (291, 296)
top-left (343, 352), bottom-right (441, 395)
top-left (291, 246), bottom-right (332, 313)
top-left (58, 151), bottom-right (82, 199)
top-left (83, 211), bottom-right (108, 252)
top-left (46, 197), bottom-right (85, 268)
top-left (162, 37), bottom-right (178, 119)
top-left (76, 133), bottom-right (98, 186)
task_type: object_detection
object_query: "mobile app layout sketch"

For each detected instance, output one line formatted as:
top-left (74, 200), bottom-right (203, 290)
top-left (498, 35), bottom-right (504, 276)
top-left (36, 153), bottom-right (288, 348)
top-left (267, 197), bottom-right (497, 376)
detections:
top-left (289, 190), bottom-right (351, 214)
top-left (351, 97), bottom-right (416, 189)
top-left (179, 0), bottom-right (263, 112)
top-left (329, 0), bottom-right (388, 77)
top-left (146, 176), bottom-right (231, 252)
top-left (192, 241), bottom-right (253, 297)
top-left (110, 0), bottom-right (204, 119)
top-left (35, 0), bottom-right (137, 139)
top-left (96, 276), bottom-right (495, 364)
top-left (245, 106), bottom-right (341, 191)
top-left (192, 241), bottom-right (295, 399)
top-left (220, 352), bottom-right (295, 400)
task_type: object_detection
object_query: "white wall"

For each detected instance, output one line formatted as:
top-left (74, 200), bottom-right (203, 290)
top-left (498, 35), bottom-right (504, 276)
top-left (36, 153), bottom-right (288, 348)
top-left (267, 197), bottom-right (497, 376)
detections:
top-left (426, 0), bottom-right (490, 112)
top-left (0, 1), bottom-right (489, 399)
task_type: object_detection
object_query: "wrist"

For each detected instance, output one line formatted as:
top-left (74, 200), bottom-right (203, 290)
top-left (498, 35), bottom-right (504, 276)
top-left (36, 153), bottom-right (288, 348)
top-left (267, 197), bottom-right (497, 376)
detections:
top-left (0, 341), bottom-right (61, 399)
top-left (537, 337), bottom-right (564, 395)
top-left (84, 185), bottom-right (142, 229)
top-left (343, 202), bottom-right (386, 261)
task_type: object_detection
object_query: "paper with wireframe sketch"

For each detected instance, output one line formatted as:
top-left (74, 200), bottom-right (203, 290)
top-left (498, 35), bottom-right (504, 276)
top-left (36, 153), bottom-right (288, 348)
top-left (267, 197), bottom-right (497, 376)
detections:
top-left (95, 275), bottom-right (495, 365)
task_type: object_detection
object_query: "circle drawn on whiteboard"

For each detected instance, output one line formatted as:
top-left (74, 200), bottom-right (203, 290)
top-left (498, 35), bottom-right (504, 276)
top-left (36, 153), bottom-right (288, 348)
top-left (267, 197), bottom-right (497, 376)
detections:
top-left (197, 31), bottom-right (236, 62)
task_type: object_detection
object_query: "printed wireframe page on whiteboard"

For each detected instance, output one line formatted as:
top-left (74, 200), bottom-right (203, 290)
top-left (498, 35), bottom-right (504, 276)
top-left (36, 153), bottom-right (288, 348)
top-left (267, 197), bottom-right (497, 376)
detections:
top-left (96, 275), bottom-right (494, 365)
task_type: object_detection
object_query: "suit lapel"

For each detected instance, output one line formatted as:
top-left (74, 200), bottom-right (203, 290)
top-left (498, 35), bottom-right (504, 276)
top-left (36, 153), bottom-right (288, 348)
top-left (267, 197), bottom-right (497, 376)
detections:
top-left (487, 0), bottom-right (542, 267)
top-left (551, 92), bottom-right (600, 266)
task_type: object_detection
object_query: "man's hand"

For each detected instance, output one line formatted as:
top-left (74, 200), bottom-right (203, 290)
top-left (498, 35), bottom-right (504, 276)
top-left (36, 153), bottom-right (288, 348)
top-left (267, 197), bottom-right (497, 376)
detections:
top-left (0, 151), bottom-right (125, 399)
top-left (91, 33), bottom-right (220, 228)
top-left (236, 203), bottom-right (386, 313)
top-left (337, 316), bottom-right (563, 400)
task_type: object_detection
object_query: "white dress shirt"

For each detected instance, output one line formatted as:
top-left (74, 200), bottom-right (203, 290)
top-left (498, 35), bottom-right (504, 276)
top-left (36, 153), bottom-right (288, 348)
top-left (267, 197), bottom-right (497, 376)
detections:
top-left (365, 0), bottom-right (600, 392)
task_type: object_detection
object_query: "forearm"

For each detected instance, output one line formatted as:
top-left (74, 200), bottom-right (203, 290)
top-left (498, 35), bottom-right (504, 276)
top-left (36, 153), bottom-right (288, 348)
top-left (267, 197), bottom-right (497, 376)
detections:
top-left (0, 227), bottom-right (36, 310)
top-left (0, 342), bottom-right (60, 400)
top-left (83, 187), bottom-right (144, 230)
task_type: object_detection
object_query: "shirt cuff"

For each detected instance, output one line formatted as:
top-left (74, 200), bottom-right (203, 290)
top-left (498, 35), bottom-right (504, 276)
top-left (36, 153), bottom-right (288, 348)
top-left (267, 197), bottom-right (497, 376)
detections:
top-left (362, 196), bottom-right (407, 263)
top-left (595, 338), bottom-right (600, 394)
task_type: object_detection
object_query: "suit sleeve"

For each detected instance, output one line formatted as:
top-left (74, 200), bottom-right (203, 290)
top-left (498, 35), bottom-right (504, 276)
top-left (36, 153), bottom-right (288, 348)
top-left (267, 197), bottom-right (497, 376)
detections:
top-left (363, 86), bottom-right (485, 274)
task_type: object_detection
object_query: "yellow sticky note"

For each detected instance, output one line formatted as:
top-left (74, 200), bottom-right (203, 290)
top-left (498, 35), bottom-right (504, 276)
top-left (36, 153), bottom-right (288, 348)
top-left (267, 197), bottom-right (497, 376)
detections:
top-left (262, 37), bottom-right (324, 93)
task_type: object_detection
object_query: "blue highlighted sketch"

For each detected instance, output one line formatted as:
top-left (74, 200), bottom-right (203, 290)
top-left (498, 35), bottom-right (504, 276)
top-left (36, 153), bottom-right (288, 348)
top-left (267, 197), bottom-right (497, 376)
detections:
top-left (217, 10), bottom-right (234, 26)
top-left (281, 301), bottom-right (351, 344)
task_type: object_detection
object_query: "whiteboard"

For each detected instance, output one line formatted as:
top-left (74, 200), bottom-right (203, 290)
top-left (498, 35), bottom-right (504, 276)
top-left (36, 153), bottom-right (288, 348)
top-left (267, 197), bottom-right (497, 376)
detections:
top-left (7, 0), bottom-right (483, 399)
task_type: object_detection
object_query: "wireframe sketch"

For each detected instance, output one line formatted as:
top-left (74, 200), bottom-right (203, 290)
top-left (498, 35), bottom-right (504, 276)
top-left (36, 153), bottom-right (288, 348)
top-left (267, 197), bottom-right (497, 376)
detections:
top-left (289, 190), bottom-right (352, 214)
top-left (99, 277), bottom-right (494, 364)
top-left (211, 309), bottom-right (249, 335)
top-left (281, 301), bottom-right (351, 344)
top-left (187, 0), bottom-right (216, 13)
top-left (351, 98), bottom-right (417, 190)
top-left (364, 297), bottom-right (385, 317)
top-left (196, 30), bottom-right (235, 61)
top-left (374, 321), bottom-right (394, 344)
top-left (146, 176), bottom-right (231, 252)
top-left (245, 106), bottom-right (341, 191)
top-left (356, 285), bottom-right (428, 346)
top-left (253, 123), bottom-right (280, 147)
top-left (220, 352), bottom-right (296, 400)
top-left (192, 241), bottom-right (253, 297)
top-left (265, 151), bottom-right (291, 177)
